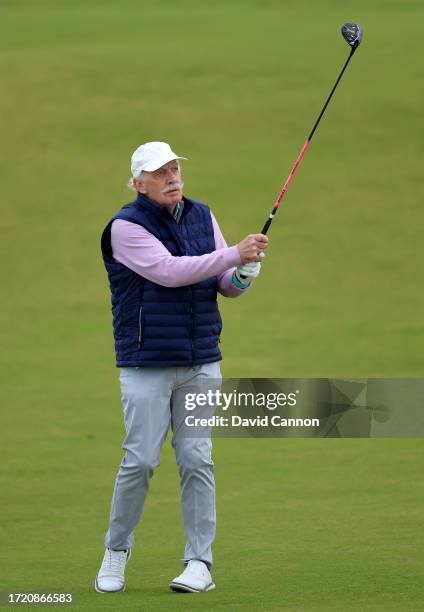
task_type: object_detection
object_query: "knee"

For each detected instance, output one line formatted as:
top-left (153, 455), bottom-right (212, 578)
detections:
top-left (175, 441), bottom-right (213, 474)
top-left (121, 451), bottom-right (159, 475)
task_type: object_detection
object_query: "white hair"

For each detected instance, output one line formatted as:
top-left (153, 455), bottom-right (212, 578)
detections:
top-left (127, 171), bottom-right (144, 192)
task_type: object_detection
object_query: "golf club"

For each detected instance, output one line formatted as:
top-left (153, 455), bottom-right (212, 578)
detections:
top-left (260, 22), bottom-right (363, 236)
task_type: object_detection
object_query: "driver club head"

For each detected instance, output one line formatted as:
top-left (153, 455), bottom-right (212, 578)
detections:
top-left (341, 23), bottom-right (363, 50)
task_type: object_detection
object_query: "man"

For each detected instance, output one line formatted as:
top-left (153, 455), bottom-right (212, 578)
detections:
top-left (96, 141), bottom-right (268, 594)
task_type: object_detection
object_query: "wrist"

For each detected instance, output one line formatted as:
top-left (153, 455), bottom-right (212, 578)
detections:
top-left (232, 271), bottom-right (251, 289)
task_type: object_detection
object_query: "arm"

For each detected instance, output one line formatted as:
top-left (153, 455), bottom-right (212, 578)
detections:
top-left (111, 219), bottom-right (242, 288)
top-left (211, 213), bottom-right (249, 298)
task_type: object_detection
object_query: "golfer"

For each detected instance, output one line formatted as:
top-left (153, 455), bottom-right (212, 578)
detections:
top-left (96, 141), bottom-right (268, 593)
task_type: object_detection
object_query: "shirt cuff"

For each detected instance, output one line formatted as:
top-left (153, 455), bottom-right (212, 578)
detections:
top-left (226, 245), bottom-right (243, 267)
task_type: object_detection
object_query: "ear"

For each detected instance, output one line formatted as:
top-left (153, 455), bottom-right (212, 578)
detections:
top-left (134, 178), bottom-right (146, 193)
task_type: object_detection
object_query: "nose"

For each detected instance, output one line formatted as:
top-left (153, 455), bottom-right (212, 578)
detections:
top-left (164, 169), bottom-right (176, 182)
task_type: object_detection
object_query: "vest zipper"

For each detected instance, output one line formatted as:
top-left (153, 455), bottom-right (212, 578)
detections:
top-left (189, 288), bottom-right (195, 366)
top-left (138, 282), bottom-right (145, 349)
top-left (138, 304), bottom-right (144, 348)
top-left (176, 220), bottom-right (194, 365)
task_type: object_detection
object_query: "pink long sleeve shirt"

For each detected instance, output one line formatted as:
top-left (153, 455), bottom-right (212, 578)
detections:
top-left (111, 212), bottom-right (246, 297)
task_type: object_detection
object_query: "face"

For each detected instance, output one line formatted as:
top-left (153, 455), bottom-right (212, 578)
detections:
top-left (134, 160), bottom-right (183, 210)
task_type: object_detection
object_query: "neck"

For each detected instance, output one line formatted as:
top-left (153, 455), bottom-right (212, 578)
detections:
top-left (166, 202), bottom-right (178, 215)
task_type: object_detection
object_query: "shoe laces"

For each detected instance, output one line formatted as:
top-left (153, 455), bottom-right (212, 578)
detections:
top-left (104, 549), bottom-right (127, 573)
top-left (187, 560), bottom-right (208, 578)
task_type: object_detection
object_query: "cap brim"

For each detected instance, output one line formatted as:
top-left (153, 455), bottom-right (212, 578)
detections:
top-left (142, 154), bottom-right (188, 173)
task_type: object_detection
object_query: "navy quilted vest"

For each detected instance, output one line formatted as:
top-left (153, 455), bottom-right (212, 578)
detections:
top-left (101, 192), bottom-right (222, 367)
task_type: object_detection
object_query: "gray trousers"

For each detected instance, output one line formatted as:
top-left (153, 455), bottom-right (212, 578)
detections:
top-left (104, 362), bottom-right (221, 568)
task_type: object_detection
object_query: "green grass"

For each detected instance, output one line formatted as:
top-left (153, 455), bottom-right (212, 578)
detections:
top-left (1, 0), bottom-right (424, 610)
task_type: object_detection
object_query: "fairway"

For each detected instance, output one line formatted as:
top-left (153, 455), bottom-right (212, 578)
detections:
top-left (1, 0), bottom-right (423, 610)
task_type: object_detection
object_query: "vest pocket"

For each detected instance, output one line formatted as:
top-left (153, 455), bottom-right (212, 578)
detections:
top-left (138, 305), bottom-right (144, 348)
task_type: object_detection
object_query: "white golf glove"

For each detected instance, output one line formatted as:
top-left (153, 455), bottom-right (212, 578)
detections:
top-left (233, 261), bottom-right (262, 288)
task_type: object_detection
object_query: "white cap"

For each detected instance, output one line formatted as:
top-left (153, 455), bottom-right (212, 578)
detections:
top-left (130, 141), bottom-right (188, 178)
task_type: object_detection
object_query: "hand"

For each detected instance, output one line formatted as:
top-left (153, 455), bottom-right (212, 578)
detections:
top-left (233, 261), bottom-right (262, 288)
top-left (237, 234), bottom-right (268, 264)
top-left (235, 261), bottom-right (262, 285)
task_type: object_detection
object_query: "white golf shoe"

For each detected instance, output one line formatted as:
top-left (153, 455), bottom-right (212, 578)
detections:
top-left (169, 560), bottom-right (215, 593)
top-left (95, 548), bottom-right (131, 593)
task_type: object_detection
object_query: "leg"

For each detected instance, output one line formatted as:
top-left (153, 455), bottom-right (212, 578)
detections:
top-left (171, 363), bottom-right (222, 568)
top-left (104, 367), bottom-right (175, 550)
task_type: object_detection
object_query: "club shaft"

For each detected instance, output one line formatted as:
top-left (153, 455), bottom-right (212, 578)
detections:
top-left (261, 138), bottom-right (310, 234)
top-left (261, 47), bottom-right (356, 235)
top-left (308, 47), bottom-right (355, 141)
